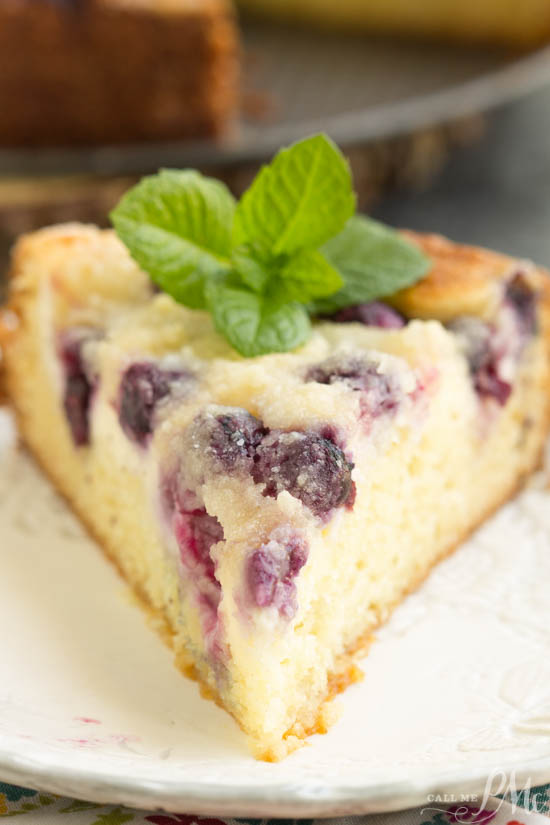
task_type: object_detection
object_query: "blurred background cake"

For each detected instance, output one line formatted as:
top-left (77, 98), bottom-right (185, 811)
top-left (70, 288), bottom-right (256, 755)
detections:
top-left (0, 0), bottom-right (239, 146)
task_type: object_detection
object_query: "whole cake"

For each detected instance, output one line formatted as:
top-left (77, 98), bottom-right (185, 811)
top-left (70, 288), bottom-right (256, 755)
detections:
top-left (0, 0), bottom-right (239, 146)
top-left (2, 136), bottom-right (550, 759)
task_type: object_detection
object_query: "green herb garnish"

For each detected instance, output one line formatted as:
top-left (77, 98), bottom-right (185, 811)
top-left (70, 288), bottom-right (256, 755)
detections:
top-left (110, 134), bottom-right (430, 357)
top-left (313, 215), bottom-right (431, 315)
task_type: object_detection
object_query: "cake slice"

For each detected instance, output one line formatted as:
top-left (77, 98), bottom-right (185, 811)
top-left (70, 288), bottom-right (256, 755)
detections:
top-left (2, 134), bottom-right (550, 759)
top-left (2, 219), bottom-right (550, 759)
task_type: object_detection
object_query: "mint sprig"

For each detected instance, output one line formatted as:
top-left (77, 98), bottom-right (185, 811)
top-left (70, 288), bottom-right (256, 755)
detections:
top-left (110, 134), bottom-right (430, 357)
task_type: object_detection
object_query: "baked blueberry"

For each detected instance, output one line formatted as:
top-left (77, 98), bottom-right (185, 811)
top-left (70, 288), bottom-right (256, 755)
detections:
top-left (329, 301), bottom-right (405, 329)
top-left (197, 409), bottom-right (266, 472)
top-left (506, 271), bottom-right (537, 337)
top-left (119, 362), bottom-right (193, 446)
top-left (247, 530), bottom-right (308, 618)
top-left (307, 356), bottom-right (400, 417)
top-left (253, 431), bottom-right (354, 518)
top-left (447, 317), bottom-right (511, 406)
top-left (58, 328), bottom-right (99, 446)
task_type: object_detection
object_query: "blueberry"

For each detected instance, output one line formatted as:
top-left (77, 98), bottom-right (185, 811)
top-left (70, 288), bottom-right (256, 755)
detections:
top-left (174, 506), bottom-right (224, 589)
top-left (63, 374), bottom-right (92, 447)
top-left (506, 271), bottom-right (537, 337)
top-left (161, 475), bottom-right (225, 652)
top-left (447, 317), bottom-right (511, 406)
top-left (118, 362), bottom-right (193, 446)
top-left (165, 479), bottom-right (224, 609)
top-left (306, 356), bottom-right (400, 418)
top-left (247, 548), bottom-right (282, 608)
top-left (194, 409), bottom-right (265, 472)
top-left (190, 411), bottom-right (354, 518)
top-left (447, 317), bottom-right (492, 373)
top-left (329, 302), bottom-right (406, 329)
top-left (473, 364), bottom-right (512, 406)
top-left (58, 328), bottom-right (98, 446)
top-left (253, 431), bottom-right (354, 518)
top-left (247, 531), bottom-right (308, 618)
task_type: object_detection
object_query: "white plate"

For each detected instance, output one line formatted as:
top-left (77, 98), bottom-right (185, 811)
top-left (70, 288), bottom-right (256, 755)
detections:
top-left (2, 407), bottom-right (550, 818)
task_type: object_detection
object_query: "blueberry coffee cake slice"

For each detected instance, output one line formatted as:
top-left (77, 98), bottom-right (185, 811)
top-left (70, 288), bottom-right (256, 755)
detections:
top-left (2, 136), bottom-right (550, 760)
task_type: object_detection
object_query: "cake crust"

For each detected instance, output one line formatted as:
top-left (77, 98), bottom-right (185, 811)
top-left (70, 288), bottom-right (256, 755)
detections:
top-left (393, 231), bottom-right (550, 322)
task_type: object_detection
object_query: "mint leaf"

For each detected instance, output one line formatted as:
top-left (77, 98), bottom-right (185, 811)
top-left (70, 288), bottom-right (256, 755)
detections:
top-left (271, 249), bottom-right (344, 304)
top-left (207, 282), bottom-right (311, 357)
top-left (231, 247), bottom-right (271, 293)
top-left (233, 134), bottom-right (355, 257)
top-left (312, 215), bottom-right (430, 314)
top-left (111, 169), bottom-right (236, 309)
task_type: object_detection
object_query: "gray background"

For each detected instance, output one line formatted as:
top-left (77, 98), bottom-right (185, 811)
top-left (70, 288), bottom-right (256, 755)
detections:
top-left (375, 86), bottom-right (550, 267)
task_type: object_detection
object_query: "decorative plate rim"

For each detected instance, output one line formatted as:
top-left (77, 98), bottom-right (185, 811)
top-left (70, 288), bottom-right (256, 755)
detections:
top-left (1, 746), bottom-right (550, 817)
